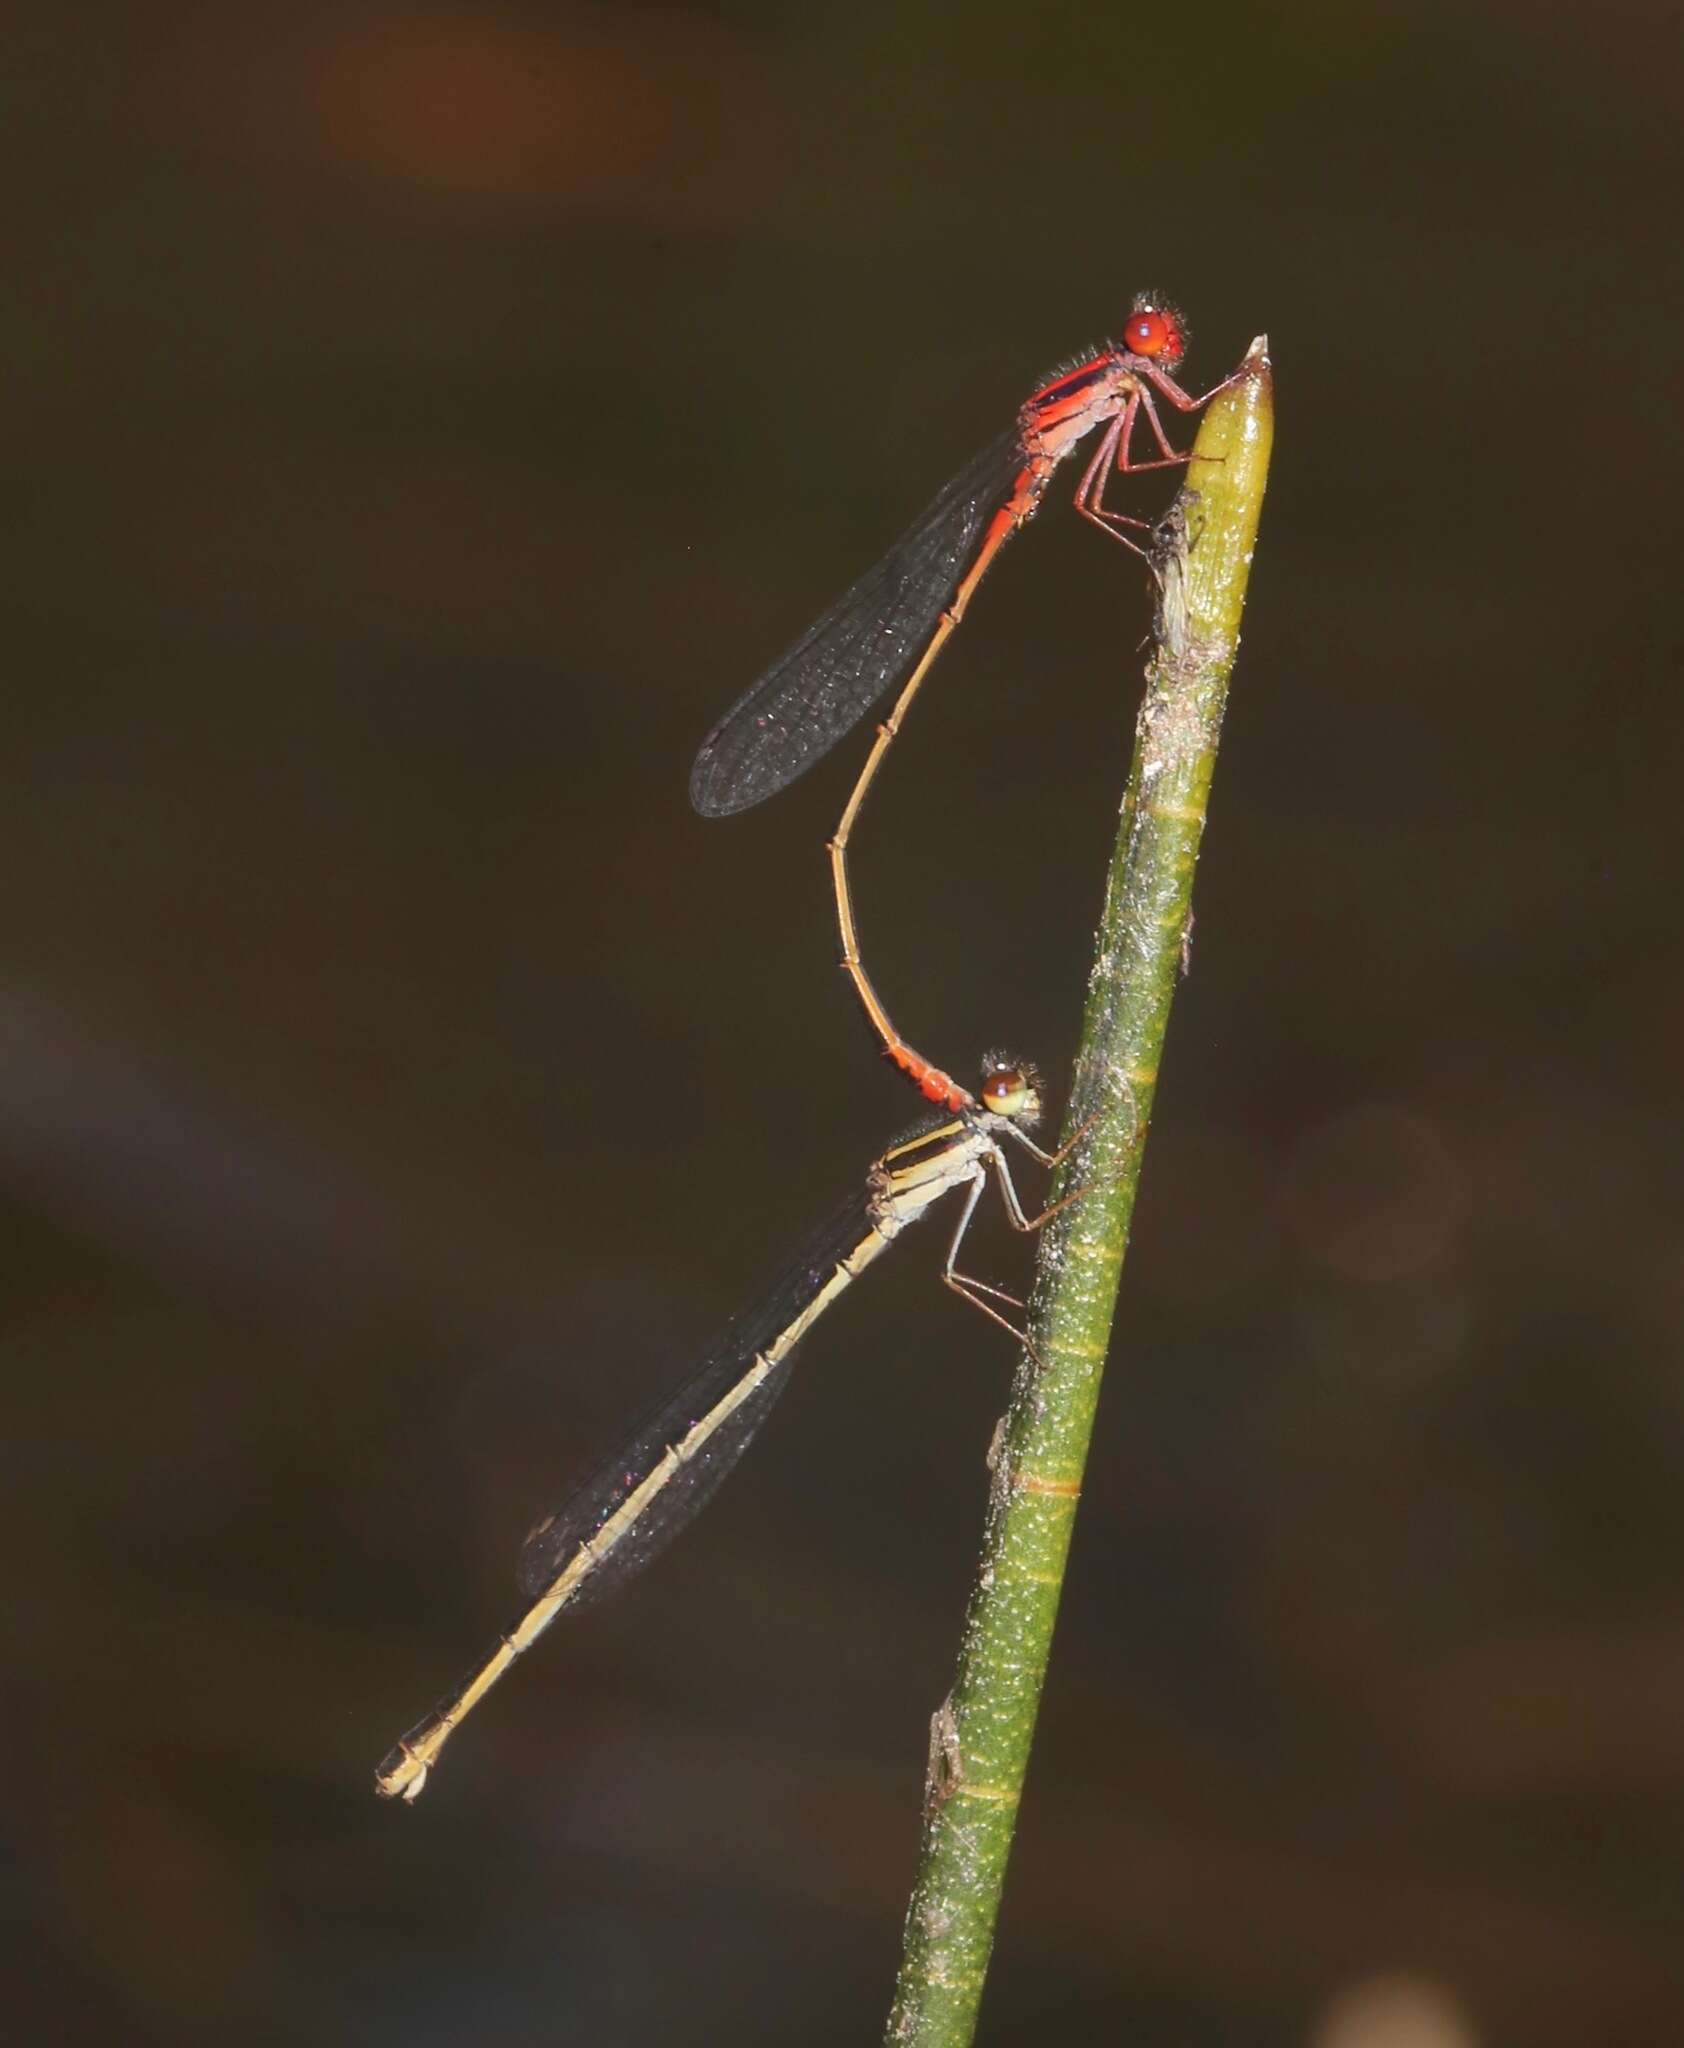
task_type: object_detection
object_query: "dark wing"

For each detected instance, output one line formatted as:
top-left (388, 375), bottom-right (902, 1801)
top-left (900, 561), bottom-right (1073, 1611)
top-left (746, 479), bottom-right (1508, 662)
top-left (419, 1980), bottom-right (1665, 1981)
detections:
top-left (689, 429), bottom-right (1029, 817)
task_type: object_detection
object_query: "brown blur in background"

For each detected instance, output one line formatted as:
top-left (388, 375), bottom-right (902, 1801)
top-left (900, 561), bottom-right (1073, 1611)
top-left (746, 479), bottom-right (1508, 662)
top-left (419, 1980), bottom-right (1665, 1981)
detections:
top-left (4, 4), bottom-right (1682, 2043)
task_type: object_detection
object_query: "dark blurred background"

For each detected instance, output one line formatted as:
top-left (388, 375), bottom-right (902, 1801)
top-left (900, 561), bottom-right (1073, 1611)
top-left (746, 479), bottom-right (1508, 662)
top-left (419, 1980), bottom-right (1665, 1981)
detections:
top-left (4, 3), bottom-right (1682, 2043)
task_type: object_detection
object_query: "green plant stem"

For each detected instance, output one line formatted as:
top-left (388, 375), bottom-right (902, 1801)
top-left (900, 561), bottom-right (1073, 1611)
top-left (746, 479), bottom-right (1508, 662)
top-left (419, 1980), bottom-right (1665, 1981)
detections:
top-left (884, 338), bottom-right (1275, 2047)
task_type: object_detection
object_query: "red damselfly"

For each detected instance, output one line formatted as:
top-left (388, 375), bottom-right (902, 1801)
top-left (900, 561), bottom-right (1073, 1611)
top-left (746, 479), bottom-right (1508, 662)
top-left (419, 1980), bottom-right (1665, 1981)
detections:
top-left (691, 298), bottom-right (1231, 1113)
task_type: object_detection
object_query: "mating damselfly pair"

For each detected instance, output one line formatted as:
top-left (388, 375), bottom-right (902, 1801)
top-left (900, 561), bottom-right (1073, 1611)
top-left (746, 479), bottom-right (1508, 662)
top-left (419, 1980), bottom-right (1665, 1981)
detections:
top-left (376, 296), bottom-right (1237, 1798)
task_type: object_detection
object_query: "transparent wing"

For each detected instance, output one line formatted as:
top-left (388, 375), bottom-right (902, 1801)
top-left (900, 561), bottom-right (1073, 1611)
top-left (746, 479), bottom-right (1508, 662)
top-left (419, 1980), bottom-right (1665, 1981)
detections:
top-left (689, 429), bottom-right (1029, 817)
top-left (515, 1186), bottom-right (879, 1606)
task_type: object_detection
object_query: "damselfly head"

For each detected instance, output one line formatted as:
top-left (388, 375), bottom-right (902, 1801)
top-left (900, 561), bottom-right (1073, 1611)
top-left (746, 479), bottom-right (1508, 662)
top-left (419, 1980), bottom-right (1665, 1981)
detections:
top-left (978, 1057), bottom-right (1042, 1123)
top-left (1121, 295), bottom-right (1188, 372)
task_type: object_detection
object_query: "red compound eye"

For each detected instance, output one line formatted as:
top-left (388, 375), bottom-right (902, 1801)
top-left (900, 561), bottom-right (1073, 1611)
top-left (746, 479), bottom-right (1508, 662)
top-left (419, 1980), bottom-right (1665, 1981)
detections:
top-left (1123, 305), bottom-right (1185, 365)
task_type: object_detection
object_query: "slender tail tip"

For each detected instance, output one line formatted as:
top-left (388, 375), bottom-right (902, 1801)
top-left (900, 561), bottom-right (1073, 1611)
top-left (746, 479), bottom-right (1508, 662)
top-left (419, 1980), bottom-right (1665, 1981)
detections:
top-left (374, 1745), bottom-right (430, 1802)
